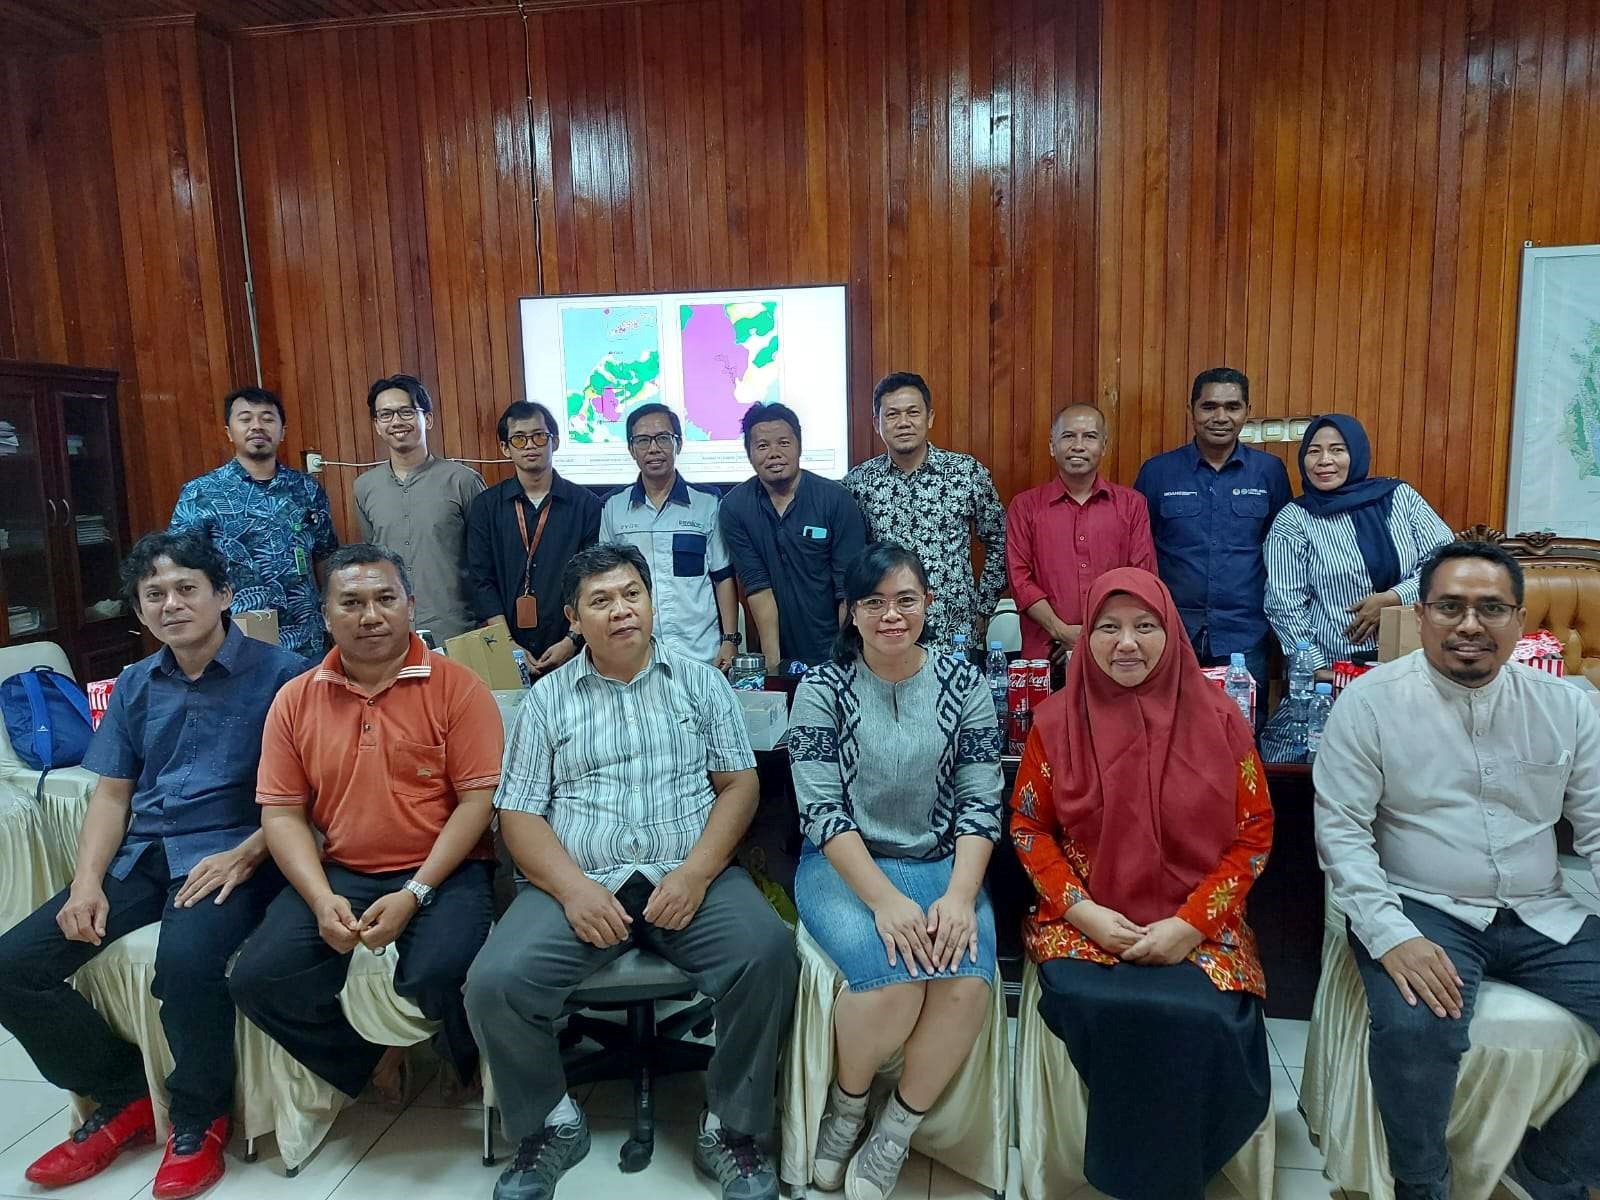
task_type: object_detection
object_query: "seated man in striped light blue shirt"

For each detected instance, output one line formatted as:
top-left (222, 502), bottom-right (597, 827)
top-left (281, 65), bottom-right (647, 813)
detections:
top-left (465, 542), bottom-right (797, 1200)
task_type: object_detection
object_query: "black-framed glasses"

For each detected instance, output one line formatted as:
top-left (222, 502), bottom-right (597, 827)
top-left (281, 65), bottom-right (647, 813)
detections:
top-left (506, 430), bottom-right (552, 449)
top-left (1419, 600), bottom-right (1521, 629)
top-left (628, 432), bottom-right (681, 452)
top-left (856, 594), bottom-right (926, 617)
top-left (374, 406), bottom-right (418, 425)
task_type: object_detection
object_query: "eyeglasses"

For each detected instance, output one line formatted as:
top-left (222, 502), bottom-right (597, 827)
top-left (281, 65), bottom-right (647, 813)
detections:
top-left (373, 406), bottom-right (418, 425)
top-left (629, 432), bottom-right (680, 452)
top-left (1419, 600), bottom-right (1521, 629)
top-left (856, 594), bottom-right (925, 617)
top-left (506, 430), bottom-right (552, 449)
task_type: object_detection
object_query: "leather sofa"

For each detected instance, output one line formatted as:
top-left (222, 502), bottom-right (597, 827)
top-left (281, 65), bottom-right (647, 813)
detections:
top-left (1456, 526), bottom-right (1600, 686)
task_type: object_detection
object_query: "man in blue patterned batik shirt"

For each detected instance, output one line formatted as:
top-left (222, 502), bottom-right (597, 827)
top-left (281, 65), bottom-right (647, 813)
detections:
top-left (170, 386), bottom-right (339, 657)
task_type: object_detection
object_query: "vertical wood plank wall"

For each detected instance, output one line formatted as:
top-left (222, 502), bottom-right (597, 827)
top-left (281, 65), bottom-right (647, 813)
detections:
top-left (2, 0), bottom-right (1599, 539)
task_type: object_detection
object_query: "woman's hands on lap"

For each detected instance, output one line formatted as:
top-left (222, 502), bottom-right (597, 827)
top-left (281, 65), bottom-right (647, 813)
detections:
top-left (1065, 900), bottom-right (1148, 956)
top-left (872, 891), bottom-right (937, 977)
top-left (926, 891), bottom-right (980, 972)
top-left (1121, 916), bottom-right (1204, 966)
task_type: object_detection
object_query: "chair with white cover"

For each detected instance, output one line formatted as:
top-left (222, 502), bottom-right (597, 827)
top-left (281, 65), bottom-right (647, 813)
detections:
top-left (1300, 881), bottom-right (1600, 1200)
top-left (1013, 958), bottom-right (1276, 1200)
top-left (0, 641), bottom-right (96, 930)
top-left (779, 922), bottom-right (1011, 1199)
top-left (987, 599), bottom-right (1023, 655)
top-left (62, 923), bottom-right (444, 1174)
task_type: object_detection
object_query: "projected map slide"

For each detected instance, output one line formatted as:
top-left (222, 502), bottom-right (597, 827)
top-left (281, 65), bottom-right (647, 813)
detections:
top-left (521, 285), bottom-right (848, 486)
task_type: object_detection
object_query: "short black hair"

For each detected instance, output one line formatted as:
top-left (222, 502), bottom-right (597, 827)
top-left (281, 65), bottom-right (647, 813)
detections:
top-left (497, 400), bottom-right (559, 446)
top-left (562, 541), bottom-right (653, 610)
top-left (121, 531), bottom-right (231, 607)
top-left (832, 541), bottom-right (933, 664)
top-left (625, 402), bottom-right (682, 441)
top-left (321, 543), bottom-right (414, 599)
top-left (1189, 367), bottom-right (1249, 409)
top-left (740, 401), bottom-right (802, 452)
top-left (1418, 540), bottom-right (1526, 607)
top-left (872, 371), bottom-right (932, 419)
top-left (367, 374), bottom-right (435, 419)
top-left (223, 386), bottom-right (286, 424)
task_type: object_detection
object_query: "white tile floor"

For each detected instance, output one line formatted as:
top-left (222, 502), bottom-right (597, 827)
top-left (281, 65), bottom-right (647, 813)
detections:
top-left (0, 862), bottom-right (1593, 1200)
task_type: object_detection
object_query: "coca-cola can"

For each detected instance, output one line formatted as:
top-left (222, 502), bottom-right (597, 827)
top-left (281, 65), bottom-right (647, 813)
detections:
top-left (1008, 705), bottom-right (1033, 757)
top-left (1027, 659), bottom-right (1051, 708)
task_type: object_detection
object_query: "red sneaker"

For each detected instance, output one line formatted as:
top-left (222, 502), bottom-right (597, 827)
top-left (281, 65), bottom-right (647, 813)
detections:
top-left (151, 1117), bottom-right (229, 1200)
top-left (24, 1097), bottom-right (156, 1187)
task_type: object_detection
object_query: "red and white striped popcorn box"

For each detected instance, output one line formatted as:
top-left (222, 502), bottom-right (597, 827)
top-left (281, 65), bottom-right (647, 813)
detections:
top-left (1513, 631), bottom-right (1566, 678)
top-left (86, 677), bottom-right (118, 729)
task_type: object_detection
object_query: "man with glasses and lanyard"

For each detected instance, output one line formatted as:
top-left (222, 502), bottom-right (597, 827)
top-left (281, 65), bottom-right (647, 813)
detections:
top-left (467, 401), bottom-right (601, 676)
top-left (1315, 540), bottom-right (1600, 1200)
top-left (598, 403), bottom-right (740, 671)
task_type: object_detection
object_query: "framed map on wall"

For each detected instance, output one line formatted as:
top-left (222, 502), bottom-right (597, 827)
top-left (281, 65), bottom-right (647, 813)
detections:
top-left (1508, 243), bottom-right (1600, 538)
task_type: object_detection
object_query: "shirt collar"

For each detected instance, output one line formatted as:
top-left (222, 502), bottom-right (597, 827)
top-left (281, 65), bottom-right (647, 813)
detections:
top-left (502, 469), bottom-right (570, 506)
top-left (154, 616), bottom-right (247, 678)
top-left (1184, 439), bottom-right (1246, 471)
top-left (312, 632), bottom-right (434, 692)
top-left (628, 473), bottom-right (691, 509)
top-left (1417, 651), bottom-right (1508, 705)
top-left (223, 458), bottom-right (281, 485)
top-left (576, 637), bottom-right (671, 685)
top-left (885, 443), bottom-right (943, 477)
top-left (1045, 475), bottom-right (1111, 505)
top-left (388, 454), bottom-right (437, 485)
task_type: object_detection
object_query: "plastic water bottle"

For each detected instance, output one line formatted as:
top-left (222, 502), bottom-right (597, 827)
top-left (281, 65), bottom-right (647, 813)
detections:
top-left (511, 647), bottom-right (533, 689)
top-left (1285, 641), bottom-right (1315, 756)
top-left (1306, 682), bottom-right (1334, 760)
top-left (985, 640), bottom-right (1009, 726)
top-left (949, 632), bottom-right (969, 666)
top-left (1223, 652), bottom-right (1255, 726)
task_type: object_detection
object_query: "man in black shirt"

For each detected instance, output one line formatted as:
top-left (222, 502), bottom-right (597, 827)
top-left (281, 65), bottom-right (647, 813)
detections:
top-left (718, 403), bottom-right (868, 670)
top-left (466, 401), bottom-right (601, 674)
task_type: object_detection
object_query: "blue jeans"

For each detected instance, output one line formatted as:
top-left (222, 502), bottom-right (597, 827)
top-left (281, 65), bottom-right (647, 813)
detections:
top-left (1350, 897), bottom-right (1600, 1200)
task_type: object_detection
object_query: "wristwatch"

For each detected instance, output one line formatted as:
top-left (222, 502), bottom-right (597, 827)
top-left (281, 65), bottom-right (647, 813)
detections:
top-left (403, 879), bottom-right (436, 908)
top-left (720, 632), bottom-right (741, 647)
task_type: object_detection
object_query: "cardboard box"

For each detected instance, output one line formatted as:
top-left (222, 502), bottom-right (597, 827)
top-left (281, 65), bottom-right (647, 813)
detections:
top-left (1378, 605), bottom-right (1422, 661)
top-left (736, 689), bottom-right (790, 752)
top-left (443, 617), bottom-right (524, 691)
top-left (237, 609), bottom-right (280, 646)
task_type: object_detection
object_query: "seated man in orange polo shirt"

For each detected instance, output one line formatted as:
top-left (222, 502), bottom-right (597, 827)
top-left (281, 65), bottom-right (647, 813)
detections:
top-left (228, 543), bottom-right (503, 1101)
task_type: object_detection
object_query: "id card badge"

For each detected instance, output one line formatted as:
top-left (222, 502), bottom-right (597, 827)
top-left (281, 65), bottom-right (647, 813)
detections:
top-left (294, 545), bottom-right (309, 576)
top-left (515, 593), bottom-right (539, 629)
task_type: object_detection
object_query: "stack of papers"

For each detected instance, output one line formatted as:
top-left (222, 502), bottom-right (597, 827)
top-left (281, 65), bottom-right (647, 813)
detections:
top-left (75, 514), bottom-right (112, 546)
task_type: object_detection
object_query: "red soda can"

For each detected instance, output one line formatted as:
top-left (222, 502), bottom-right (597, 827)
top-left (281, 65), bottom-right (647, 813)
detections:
top-left (1007, 661), bottom-right (1032, 756)
top-left (1008, 701), bottom-right (1033, 757)
top-left (1007, 661), bottom-right (1029, 714)
top-left (1027, 659), bottom-right (1051, 709)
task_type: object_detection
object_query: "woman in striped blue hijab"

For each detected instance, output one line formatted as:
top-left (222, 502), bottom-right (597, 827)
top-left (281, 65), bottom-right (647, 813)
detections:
top-left (1263, 414), bottom-right (1453, 680)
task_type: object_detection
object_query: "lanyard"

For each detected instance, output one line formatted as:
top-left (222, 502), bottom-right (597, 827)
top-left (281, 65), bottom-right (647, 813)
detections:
top-left (514, 497), bottom-right (553, 596)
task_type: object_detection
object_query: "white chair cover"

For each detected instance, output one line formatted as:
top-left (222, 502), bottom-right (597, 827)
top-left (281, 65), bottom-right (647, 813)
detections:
top-left (63, 923), bottom-right (441, 1170)
top-left (779, 922), bottom-right (1010, 1196)
top-left (0, 782), bottom-right (55, 932)
top-left (1300, 883), bottom-right (1600, 1200)
top-left (1014, 958), bottom-right (1275, 1200)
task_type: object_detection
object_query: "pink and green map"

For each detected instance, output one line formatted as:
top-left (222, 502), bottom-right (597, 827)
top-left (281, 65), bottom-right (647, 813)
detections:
top-left (562, 300), bottom-right (780, 443)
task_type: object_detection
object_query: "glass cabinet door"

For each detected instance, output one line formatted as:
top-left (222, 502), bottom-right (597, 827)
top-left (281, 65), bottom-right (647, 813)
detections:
top-left (59, 389), bottom-right (127, 625)
top-left (0, 379), bottom-right (61, 637)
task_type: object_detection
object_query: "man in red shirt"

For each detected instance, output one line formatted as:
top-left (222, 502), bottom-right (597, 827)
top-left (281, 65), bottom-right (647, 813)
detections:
top-left (1006, 405), bottom-right (1156, 665)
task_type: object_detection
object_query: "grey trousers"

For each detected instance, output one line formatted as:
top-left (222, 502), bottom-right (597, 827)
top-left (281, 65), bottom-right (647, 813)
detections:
top-left (465, 865), bottom-right (798, 1142)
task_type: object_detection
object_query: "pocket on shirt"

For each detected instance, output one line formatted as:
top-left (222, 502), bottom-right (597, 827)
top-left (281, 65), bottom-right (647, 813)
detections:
top-left (672, 532), bottom-right (708, 578)
top-left (1230, 494), bottom-right (1270, 522)
top-left (392, 739), bottom-right (449, 799)
top-left (1159, 494), bottom-right (1203, 520)
top-left (1514, 754), bottom-right (1572, 804)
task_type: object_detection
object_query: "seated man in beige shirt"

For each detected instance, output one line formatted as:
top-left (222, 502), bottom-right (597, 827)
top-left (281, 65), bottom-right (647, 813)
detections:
top-left (1314, 540), bottom-right (1600, 1200)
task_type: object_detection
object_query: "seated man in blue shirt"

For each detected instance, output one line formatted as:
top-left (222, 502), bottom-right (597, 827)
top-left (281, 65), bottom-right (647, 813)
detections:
top-left (1133, 367), bottom-right (1292, 726)
top-left (0, 531), bottom-right (306, 1200)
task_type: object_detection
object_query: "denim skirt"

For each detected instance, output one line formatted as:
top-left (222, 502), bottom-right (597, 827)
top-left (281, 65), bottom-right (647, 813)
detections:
top-left (794, 840), bottom-right (997, 992)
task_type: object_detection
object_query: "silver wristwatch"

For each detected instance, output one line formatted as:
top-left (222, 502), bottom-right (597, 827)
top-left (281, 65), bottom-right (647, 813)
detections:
top-left (403, 879), bottom-right (436, 908)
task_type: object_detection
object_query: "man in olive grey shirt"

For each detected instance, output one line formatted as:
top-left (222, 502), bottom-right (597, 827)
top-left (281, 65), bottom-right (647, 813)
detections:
top-left (1314, 541), bottom-right (1600, 1200)
top-left (354, 374), bottom-right (486, 641)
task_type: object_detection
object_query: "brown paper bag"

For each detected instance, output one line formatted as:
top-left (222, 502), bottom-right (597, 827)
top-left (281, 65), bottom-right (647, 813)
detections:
top-left (1378, 605), bottom-right (1421, 661)
top-left (443, 617), bottom-right (524, 690)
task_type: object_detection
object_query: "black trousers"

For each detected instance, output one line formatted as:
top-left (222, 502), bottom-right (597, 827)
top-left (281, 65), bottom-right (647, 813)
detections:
top-left (0, 843), bottom-right (282, 1126)
top-left (229, 859), bottom-right (494, 1098)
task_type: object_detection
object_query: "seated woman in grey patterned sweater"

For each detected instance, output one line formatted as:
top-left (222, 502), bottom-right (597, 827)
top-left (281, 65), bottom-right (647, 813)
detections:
top-left (787, 541), bottom-right (1004, 1200)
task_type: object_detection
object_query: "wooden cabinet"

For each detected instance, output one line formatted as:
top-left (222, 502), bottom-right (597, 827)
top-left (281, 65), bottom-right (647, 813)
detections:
top-left (0, 361), bottom-right (143, 681)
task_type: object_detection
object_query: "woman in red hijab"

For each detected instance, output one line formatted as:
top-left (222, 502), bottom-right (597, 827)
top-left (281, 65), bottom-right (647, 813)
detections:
top-left (1011, 567), bottom-right (1274, 1200)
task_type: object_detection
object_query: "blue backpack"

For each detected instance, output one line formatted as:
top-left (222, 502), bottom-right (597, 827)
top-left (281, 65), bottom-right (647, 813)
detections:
top-left (0, 666), bottom-right (94, 801)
